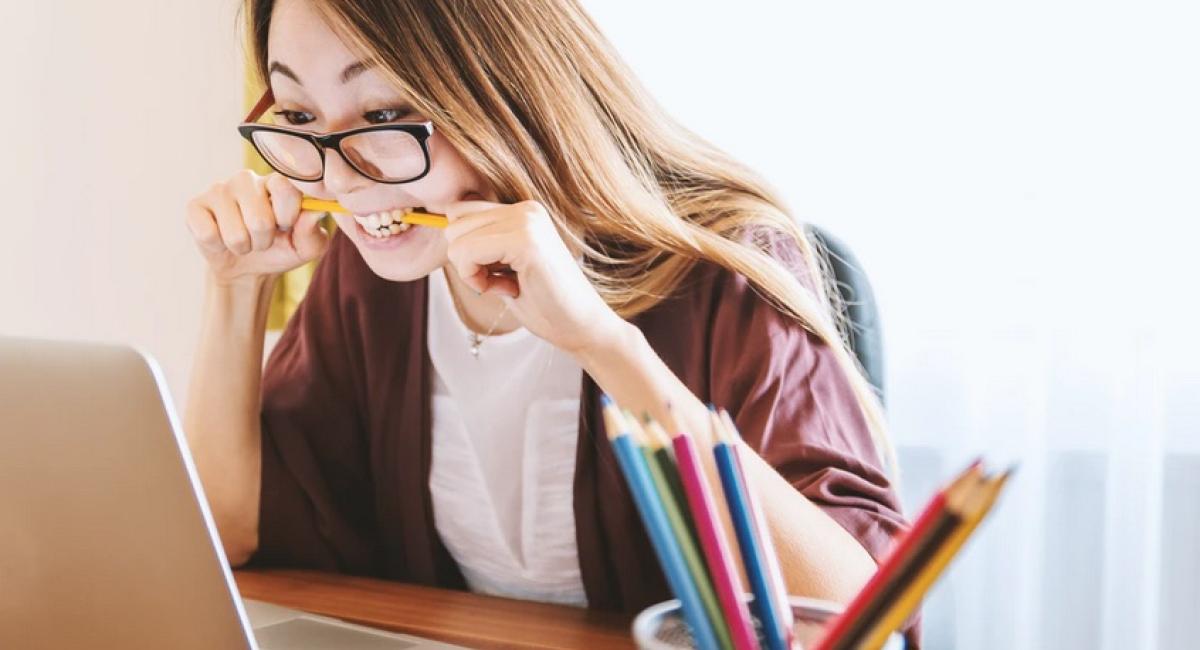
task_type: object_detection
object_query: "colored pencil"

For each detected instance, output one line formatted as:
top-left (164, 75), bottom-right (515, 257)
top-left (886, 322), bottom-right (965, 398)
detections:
top-left (672, 427), bottom-right (760, 650)
top-left (719, 410), bottom-right (795, 647)
top-left (857, 468), bottom-right (1014, 650)
top-left (711, 410), bottom-right (792, 650)
top-left (601, 398), bottom-right (721, 650)
top-left (628, 413), bottom-right (733, 650)
top-left (814, 462), bottom-right (983, 650)
top-left (299, 197), bottom-right (448, 228)
top-left (643, 416), bottom-right (701, 545)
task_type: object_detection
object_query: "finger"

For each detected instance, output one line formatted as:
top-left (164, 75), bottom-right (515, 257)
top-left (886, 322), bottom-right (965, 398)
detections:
top-left (266, 173), bottom-right (302, 231)
top-left (209, 188), bottom-right (252, 255)
top-left (290, 210), bottom-right (330, 262)
top-left (233, 178), bottom-right (278, 252)
top-left (185, 199), bottom-right (226, 255)
top-left (446, 226), bottom-right (516, 278)
top-left (442, 209), bottom-right (507, 243)
top-left (440, 199), bottom-right (502, 224)
top-left (480, 272), bottom-right (519, 299)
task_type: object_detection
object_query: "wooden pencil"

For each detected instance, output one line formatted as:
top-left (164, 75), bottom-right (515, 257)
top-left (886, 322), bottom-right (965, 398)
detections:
top-left (300, 197), bottom-right (448, 228)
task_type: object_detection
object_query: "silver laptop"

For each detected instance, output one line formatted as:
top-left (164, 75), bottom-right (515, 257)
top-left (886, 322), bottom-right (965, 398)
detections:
top-left (0, 337), bottom-right (464, 649)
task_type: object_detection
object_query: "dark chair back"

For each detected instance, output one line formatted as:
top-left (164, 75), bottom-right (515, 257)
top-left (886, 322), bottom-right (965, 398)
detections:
top-left (806, 225), bottom-right (886, 404)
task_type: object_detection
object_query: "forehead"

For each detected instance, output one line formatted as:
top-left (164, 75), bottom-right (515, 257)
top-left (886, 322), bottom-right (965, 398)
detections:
top-left (266, 0), bottom-right (365, 86)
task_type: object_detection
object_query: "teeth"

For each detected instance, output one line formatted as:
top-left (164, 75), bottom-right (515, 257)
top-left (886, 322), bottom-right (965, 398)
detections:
top-left (351, 209), bottom-right (417, 240)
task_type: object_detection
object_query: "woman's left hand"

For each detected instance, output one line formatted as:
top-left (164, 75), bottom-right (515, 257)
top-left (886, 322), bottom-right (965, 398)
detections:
top-left (440, 199), bottom-right (628, 357)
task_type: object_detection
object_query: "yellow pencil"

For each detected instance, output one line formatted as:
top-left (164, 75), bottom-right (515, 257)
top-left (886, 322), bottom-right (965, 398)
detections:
top-left (858, 468), bottom-right (1014, 650)
top-left (299, 197), bottom-right (449, 229)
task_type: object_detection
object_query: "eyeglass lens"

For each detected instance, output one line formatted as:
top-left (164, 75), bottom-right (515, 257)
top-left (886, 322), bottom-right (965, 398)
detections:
top-left (251, 129), bottom-right (426, 182)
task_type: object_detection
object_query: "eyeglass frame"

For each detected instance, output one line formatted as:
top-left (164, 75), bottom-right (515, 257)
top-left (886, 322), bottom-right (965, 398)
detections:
top-left (237, 89), bottom-right (435, 184)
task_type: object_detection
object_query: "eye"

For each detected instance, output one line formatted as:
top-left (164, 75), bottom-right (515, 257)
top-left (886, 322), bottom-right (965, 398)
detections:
top-left (363, 108), bottom-right (413, 124)
top-left (273, 109), bottom-right (315, 126)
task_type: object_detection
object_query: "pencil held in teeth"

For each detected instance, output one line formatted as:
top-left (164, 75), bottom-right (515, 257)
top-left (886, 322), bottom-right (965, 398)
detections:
top-left (299, 197), bottom-right (448, 228)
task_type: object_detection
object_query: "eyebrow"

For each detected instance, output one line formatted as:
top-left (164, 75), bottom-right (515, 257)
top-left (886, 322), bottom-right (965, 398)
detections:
top-left (267, 60), bottom-right (372, 86)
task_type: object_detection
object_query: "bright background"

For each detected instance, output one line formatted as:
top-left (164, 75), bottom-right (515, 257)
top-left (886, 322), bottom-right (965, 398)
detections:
top-left (2, 1), bottom-right (1197, 648)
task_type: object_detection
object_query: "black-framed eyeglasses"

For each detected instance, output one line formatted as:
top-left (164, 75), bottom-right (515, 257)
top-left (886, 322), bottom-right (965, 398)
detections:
top-left (237, 89), bottom-right (434, 184)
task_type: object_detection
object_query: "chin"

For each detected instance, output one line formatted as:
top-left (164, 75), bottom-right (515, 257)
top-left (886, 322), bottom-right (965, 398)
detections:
top-left (333, 215), bottom-right (446, 282)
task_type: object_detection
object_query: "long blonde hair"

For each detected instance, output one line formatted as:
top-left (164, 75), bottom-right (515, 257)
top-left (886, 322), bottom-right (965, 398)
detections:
top-left (246, 0), bottom-right (896, 474)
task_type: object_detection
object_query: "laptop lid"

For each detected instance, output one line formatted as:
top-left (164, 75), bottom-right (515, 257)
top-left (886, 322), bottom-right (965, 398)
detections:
top-left (0, 337), bottom-right (257, 649)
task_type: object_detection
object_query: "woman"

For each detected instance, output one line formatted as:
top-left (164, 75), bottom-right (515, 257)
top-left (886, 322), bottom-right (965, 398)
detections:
top-left (185, 0), bottom-right (908, 624)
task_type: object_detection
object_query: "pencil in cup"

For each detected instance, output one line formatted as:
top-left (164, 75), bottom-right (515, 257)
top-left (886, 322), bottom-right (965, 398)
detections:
top-left (669, 427), bottom-right (759, 650)
top-left (711, 409), bottom-right (794, 650)
top-left (602, 399), bottom-right (723, 650)
top-left (299, 197), bottom-right (448, 228)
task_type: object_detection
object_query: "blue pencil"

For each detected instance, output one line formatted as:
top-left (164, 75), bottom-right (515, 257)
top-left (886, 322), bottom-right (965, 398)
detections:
top-left (711, 410), bottom-right (792, 650)
top-left (602, 397), bottom-right (721, 650)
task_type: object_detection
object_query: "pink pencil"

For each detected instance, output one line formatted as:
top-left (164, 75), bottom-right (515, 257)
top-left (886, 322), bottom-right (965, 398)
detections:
top-left (672, 430), bottom-right (760, 650)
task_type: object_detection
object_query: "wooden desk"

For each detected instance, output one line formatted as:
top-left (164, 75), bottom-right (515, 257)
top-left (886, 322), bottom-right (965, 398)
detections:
top-left (234, 569), bottom-right (635, 649)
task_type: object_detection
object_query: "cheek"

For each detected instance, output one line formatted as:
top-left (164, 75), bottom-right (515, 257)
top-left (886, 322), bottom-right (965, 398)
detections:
top-left (411, 134), bottom-right (488, 203)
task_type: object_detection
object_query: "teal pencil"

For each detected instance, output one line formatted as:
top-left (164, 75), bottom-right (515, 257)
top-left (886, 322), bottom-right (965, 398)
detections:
top-left (714, 409), bottom-right (794, 650)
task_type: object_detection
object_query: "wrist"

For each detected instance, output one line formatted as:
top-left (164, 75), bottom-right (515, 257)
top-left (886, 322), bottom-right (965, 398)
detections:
top-left (207, 271), bottom-right (279, 300)
top-left (203, 272), bottom-right (279, 333)
top-left (571, 316), bottom-right (642, 375)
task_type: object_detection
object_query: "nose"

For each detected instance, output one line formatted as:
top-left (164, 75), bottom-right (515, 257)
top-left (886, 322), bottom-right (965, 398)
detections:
top-left (321, 149), bottom-right (372, 196)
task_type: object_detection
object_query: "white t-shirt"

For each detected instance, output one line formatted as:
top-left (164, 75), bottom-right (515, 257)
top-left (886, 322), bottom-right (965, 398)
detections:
top-left (426, 268), bottom-right (588, 606)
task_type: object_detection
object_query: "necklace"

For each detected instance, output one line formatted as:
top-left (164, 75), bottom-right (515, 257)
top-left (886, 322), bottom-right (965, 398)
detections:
top-left (467, 302), bottom-right (511, 358)
top-left (444, 273), bottom-right (512, 358)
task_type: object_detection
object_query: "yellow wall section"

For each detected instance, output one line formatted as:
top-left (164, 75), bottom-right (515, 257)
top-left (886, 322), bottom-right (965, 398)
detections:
top-left (243, 56), bottom-right (333, 331)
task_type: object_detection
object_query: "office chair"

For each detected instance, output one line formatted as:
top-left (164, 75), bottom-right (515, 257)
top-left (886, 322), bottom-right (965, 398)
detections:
top-left (806, 225), bottom-right (886, 405)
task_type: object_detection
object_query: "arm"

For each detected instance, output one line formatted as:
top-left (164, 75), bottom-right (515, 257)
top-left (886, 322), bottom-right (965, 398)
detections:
top-left (184, 274), bottom-right (276, 566)
top-left (182, 170), bottom-right (328, 566)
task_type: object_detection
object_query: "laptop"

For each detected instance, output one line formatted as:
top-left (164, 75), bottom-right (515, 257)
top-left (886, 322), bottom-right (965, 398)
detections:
top-left (0, 337), bottom-right (465, 649)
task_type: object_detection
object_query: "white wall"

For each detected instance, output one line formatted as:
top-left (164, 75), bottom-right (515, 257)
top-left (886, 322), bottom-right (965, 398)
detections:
top-left (0, 1), bottom-right (243, 402)
top-left (583, 0), bottom-right (1198, 345)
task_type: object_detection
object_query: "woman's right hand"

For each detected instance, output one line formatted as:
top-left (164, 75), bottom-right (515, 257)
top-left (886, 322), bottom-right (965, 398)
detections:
top-left (186, 170), bottom-right (330, 286)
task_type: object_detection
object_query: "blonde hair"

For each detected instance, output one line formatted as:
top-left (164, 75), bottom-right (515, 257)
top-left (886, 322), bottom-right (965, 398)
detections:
top-left (246, 0), bottom-right (896, 475)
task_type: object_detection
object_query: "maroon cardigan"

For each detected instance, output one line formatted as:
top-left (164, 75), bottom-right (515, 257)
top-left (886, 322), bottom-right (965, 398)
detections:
top-left (251, 229), bottom-right (910, 633)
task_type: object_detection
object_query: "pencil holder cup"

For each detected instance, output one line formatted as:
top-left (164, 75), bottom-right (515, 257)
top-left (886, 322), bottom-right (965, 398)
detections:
top-left (631, 595), bottom-right (904, 650)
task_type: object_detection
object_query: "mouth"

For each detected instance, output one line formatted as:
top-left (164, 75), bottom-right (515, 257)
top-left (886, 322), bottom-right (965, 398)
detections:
top-left (351, 207), bottom-right (428, 240)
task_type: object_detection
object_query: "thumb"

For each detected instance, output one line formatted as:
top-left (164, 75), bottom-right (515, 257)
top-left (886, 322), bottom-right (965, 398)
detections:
top-left (291, 210), bottom-right (331, 262)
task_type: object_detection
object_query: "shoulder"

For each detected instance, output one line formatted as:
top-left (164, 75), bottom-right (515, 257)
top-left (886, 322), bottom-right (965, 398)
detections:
top-left (637, 226), bottom-right (826, 340)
